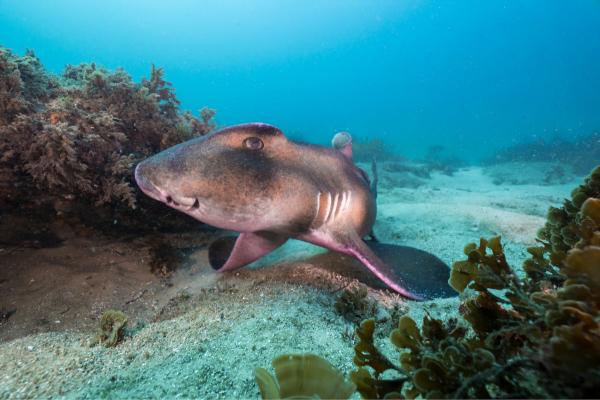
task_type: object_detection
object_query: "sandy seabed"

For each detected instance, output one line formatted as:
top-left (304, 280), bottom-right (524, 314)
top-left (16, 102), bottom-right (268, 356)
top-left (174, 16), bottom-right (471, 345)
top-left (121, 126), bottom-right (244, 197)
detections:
top-left (0, 161), bottom-right (579, 399)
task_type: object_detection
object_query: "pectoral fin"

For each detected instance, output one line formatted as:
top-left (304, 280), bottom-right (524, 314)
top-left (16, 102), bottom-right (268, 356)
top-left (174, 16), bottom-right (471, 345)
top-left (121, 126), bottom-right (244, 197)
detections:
top-left (341, 231), bottom-right (455, 300)
top-left (209, 232), bottom-right (288, 272)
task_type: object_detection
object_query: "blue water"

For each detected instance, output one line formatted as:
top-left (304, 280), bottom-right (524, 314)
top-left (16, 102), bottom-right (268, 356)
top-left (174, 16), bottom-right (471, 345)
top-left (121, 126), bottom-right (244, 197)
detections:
top-left (1, 0), bottom-right (599, 160)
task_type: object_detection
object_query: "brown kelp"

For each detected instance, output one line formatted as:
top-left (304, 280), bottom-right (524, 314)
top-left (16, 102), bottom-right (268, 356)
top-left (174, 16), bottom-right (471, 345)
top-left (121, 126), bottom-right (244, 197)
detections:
top-left (351, 135), bottom-right (405, 163)
top-left (88, 310), bottom-right (128, 348)
top-left (348, 167), bottom-right (600, 398)
top-left (523, 165), bottom-right (600, 287)
top-left (484, 132), bottom-right (600, 176)
top-left (254, 354), bottom-right (356, 399)
top-left (0, 46), bottom-right (222, 237)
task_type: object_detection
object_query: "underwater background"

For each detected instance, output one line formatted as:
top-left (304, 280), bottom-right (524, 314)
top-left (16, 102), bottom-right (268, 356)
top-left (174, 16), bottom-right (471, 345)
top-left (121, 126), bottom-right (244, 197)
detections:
top-left (2, 1), bottom-right (600, 399)
top-left (2, 0), bottom-right (599, 159)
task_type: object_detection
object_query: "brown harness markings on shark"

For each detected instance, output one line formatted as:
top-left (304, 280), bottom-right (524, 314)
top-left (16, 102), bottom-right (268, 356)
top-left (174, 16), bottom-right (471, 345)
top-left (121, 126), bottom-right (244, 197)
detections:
top-left (135, 123), bottom-right (454, 300)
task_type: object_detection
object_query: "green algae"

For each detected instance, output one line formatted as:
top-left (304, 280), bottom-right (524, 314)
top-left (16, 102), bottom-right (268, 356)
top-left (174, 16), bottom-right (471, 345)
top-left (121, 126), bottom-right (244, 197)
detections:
top-left (89, 310), bottom-right (129, 348)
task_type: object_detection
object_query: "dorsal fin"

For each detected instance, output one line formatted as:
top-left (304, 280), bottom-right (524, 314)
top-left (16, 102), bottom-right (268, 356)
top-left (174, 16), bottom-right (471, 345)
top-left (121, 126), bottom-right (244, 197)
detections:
top-left (339, 142), bottom-right (354, 162)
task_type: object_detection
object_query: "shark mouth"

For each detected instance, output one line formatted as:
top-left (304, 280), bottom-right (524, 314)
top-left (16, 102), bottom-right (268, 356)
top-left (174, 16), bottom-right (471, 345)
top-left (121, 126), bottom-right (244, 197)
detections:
top-left (142, 184), bottom-right (199, 213)
top-left (135, 165), bottom-right (200, 213)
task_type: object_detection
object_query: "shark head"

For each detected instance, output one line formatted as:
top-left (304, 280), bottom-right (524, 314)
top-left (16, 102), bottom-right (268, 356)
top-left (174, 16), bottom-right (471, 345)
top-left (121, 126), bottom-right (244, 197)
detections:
top-left (135, 123), bottom-right (303, 232)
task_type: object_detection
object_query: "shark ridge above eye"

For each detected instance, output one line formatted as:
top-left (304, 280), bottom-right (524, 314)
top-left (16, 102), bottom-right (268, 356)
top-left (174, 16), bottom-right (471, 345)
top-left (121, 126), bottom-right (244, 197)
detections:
top-left (134, 123), bottom-right (455, 301)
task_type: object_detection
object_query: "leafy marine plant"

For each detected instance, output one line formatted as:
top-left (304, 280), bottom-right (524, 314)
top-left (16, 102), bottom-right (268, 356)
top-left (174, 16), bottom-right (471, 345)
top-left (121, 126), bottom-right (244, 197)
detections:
top-left (146, 232), bottom-right (183, 275)
top-left (254, 354), bottom-right (356, 399)
top-left (0, 46), bottom-right (222, 236)
top-left (349, 318), bottom-right (412, 399)
top-left (0, 46), bottom-right (48, 126)
top-left (347, 171), bottom-right (600, 398)
top-left (523, 165), bottom-right (600, 288)
top-left (89, 310), bottom-right (129, 348)
top-left (351, 135), bottom-right (405, 163)
top-left (334, 283), bottom-right (380, 324)
top-left (484, 131), bottom-right (600, 175)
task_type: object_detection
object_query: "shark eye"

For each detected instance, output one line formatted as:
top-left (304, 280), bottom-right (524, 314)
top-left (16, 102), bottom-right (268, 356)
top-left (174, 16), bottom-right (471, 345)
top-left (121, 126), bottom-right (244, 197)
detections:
top-left (243, 137), bottom-right (264, 150)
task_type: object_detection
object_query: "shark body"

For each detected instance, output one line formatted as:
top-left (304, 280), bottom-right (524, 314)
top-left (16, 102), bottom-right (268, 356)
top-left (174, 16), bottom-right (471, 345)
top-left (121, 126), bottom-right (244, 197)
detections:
top-left (135, 123), bottom-right (454, 300)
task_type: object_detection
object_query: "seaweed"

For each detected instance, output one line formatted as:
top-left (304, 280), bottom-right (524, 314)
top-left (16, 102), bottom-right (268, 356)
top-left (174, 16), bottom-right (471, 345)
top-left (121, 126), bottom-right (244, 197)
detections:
top-left (351, 135), bottom-right (405, 163)
top-left (349, 316), bottom-right (503, 399)
top-left (346, 171), bottom-right (600, 398)
top-left (0, 47), bottom-right (222, 236)
top-left (89, 310), bottom-right (128, 348)
top-left (146, 232), bottom-right (182, 275)
top-left (17, 48), bottom-right (49, 99)
top-left (484, 131), bottom-right (600, 176)
top-left (0, 46), bottom-right (49, 125)
top-left (426, 163), bottom-right (457, 177)
top-left (254, 354), bottom-right (356, 399)
top-left (384, 158), bottom-right (465, 182)
top-left (335, 283), bottom-right (379, 324)
top-left (419, 145), bottom-right (469, 176)
top-left (349, 318), bottom-right (411, 399)
top-left (523, 165), bottom-right (600, 287)
top-left (542, 164), bottom-right (569, 185)
top-left (179, 106), bottom-right (223, 142)
top-left (385, 163), bottom-right (431, 179)
top-left (141, 63), bottom-right (181, 119)
top-left (445, 236), bottom-right (600, 398)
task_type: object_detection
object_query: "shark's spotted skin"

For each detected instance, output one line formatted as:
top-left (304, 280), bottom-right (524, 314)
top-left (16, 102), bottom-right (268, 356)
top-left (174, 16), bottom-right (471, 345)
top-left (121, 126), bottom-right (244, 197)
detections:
top-left (135, 123), bottom-right (454, 300)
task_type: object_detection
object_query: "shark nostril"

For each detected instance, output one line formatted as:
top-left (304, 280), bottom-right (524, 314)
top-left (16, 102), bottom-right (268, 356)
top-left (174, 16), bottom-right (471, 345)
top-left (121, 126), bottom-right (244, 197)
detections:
top-left (192, 199), bottom-right (199, 209)
top-left (166, 196), bottom-right (173, 204)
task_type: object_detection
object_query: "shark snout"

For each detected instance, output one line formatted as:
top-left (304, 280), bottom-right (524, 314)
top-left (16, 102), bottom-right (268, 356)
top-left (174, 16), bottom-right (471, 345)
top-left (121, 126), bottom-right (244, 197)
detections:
top-left (135, 162), bottom-right (199, 211)
top-left (134, 163), bottom-right (163, 201)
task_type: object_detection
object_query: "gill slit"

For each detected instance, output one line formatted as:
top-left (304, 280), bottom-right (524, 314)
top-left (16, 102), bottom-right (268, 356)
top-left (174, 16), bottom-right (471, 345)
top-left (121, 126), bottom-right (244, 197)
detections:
top-left (337, 192), bottom-right (347, 216)
top-left (328, 193), bottom-right (339, 223)
top-left (310, 192), bottom-right (321, 227)
top-left (322, 192), bottom-right (332, 223)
